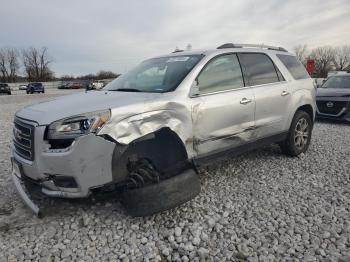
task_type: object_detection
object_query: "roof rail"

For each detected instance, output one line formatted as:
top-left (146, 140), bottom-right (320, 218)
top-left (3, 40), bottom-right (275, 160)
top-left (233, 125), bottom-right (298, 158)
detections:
top-left (217, 43), bottom-right (287, 52)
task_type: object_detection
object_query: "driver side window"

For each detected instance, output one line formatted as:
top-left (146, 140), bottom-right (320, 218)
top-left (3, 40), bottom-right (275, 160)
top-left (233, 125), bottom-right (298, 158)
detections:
top-left (197, 54), bottom-right (244, 94)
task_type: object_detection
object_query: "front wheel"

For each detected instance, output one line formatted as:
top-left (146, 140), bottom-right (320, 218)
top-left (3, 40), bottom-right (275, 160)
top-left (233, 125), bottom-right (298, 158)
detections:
top-left (280, 110), bottom-right (312, 156)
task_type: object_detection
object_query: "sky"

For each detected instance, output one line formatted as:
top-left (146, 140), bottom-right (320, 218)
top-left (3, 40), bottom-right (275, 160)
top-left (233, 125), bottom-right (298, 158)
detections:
top-left (1, 0), bottom-right (350, 76)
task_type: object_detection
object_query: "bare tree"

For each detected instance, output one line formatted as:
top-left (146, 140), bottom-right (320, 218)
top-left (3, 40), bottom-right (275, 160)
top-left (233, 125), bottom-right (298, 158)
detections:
top-left (96, 70), bottom-right (118, 80)
top-left (333, 45), bottom-right (350, 70)
top-left (22, 47), bottom-right (54, 81)
top-left (310, 46), bottom-right (335, 78)
top-left (293, 44), bottom-right (308, 65)
top-left (7, 48), bottom-right (20, 82)
top-left (0, 49), bottom-right (9, 82)
top-left (0, 47), bottom-right (20, 82)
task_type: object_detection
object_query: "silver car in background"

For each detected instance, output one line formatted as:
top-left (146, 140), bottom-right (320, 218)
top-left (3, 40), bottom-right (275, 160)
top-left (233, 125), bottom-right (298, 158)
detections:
top-left (12, 43), bottom-right (316, 216)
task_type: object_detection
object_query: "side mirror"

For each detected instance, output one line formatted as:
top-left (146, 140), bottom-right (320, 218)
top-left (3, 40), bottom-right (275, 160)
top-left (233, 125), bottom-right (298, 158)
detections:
top-left (189, 79), bottom-right (200, 97)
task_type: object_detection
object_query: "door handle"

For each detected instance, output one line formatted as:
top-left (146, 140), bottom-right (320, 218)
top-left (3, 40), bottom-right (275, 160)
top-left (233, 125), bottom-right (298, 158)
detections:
top-left (240, 98), bottom-right (252, 105)
top-left (281, 91), bottom-right (290, 96)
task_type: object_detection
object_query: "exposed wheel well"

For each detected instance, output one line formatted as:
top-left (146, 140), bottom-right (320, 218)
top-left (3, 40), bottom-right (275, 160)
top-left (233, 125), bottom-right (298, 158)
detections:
top-left (111, 128), bottom-right (189, 183)
top-left (297, 104), bottom-right (314, 122)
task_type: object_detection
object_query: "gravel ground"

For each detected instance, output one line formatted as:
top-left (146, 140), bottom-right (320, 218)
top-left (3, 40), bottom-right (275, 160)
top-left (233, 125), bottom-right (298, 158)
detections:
top-left (0, 90), bottom-right (349, 261)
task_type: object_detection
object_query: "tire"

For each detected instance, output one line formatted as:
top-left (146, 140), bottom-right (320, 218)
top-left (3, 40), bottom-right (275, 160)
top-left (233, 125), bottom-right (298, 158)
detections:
top-left (121, 169), bottom-right (200, 217)
top-left (280, 110), bottom-right (313, 156)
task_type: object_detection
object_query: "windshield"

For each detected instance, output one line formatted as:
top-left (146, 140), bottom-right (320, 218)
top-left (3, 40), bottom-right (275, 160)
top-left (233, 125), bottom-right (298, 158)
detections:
top-left (30, 83), bottom-right (42, 86)
top-left (322, 76), bottom-right (350, 89)
top-left (105, 55), bottom-right (203, 93)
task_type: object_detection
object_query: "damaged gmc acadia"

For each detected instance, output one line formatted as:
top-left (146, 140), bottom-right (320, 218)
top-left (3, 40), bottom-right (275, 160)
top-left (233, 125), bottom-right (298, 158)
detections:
top-left (12, 43), bottom-right (316, 217)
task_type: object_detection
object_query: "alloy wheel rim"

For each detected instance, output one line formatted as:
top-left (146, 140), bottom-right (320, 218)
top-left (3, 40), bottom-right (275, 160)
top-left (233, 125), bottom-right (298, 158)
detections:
top-left (294, 118), bottom-right (309, 150)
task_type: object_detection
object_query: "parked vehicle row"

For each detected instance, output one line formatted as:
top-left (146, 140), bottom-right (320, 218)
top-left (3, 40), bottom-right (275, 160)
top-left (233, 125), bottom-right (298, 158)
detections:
top-left (0, 83), bottom-right (45, 94)
top-left (11, 43), bottom-right (316, 217)
top-left (58, 82), bottom-right (84, 89)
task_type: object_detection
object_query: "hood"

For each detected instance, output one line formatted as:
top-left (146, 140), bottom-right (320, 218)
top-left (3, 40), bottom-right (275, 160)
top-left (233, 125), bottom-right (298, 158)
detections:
top-left (16, 91), bottom-right (161, 125)
top-left (317, 88), bottom-right (350, 97)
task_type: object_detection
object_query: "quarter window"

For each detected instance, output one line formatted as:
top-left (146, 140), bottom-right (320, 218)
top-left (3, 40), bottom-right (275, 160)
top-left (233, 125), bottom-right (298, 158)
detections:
top-left (197, 54), bottom-right (244, 94)
top-left (277, 54), bottom-right (310, 80)
top-left (239, 53), bottom-right (280, 86)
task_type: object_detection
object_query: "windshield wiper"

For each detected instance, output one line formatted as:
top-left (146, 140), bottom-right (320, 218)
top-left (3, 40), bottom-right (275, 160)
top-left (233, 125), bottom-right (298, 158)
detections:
top-left (111, 88), bottom-right (141, 92)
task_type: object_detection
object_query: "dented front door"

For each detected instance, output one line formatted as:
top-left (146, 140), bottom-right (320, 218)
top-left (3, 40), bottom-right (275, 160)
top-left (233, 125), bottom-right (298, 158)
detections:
top-left (192, 88), bottom-right (255, 156)
top-left (191, 53), bottom-right (255, 156)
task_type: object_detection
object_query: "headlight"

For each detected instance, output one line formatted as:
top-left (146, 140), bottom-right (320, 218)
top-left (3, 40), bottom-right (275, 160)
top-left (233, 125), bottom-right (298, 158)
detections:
top-left (47, 110), bottom-right (111, 140)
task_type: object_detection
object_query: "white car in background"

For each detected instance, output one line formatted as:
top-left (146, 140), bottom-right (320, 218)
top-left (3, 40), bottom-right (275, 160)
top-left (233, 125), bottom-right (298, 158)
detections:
top-left (92, 80), bottom-right (105, 89)
top-left (19, 85), bottom-right (27, 90)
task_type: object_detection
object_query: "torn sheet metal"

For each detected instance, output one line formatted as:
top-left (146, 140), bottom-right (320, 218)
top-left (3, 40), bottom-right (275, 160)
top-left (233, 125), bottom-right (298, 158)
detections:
top-left (99, 101), bottom-right (195, 157)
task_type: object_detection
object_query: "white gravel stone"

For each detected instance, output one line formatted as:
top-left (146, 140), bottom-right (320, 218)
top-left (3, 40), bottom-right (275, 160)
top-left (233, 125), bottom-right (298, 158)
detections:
top-left (141, 237), bottom-right (147, 244)
top-left (192, 236), bottom-right (200, 245)
top-left (174, 227), bottom-right (182, 237)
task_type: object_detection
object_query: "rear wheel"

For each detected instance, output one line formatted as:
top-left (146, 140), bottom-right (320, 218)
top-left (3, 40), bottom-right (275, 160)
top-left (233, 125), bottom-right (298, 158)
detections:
top-left (280, 110), bottom-right (312, 156)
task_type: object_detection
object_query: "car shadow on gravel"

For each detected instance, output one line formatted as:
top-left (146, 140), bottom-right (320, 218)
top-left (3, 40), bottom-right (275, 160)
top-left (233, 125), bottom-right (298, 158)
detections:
top-left (316, 118), bottom-right (350, 126)
top-left (34, 191), bottom-right (126, 218)
top-left (4, 143), bottom-right (296, 224)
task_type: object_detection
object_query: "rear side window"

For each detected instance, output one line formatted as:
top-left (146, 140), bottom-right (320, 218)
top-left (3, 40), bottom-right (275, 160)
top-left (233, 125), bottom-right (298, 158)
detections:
top-left (238, 53), bottom-right (280, 86)
top-left (276, 54), bottom-right (310, 80)
top-left (197, 54), bottom-right (244, 94)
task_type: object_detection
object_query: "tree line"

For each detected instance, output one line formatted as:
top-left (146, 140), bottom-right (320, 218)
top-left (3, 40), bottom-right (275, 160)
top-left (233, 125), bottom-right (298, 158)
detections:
top-left (0, 47), bottom-right (119, 83)
top-left (0, 47), bottom-right (54, 83)
top-left (293, 45), bottom-right (350, 78)
top-left (2, 44), bottom-right (348, 82)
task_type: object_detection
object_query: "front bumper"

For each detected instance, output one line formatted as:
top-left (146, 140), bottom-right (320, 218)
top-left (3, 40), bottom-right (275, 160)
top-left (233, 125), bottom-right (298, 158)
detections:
top-left (12, 169), bottom-right (41, 217)
top-left (316, 98), bottom-right (350, 122)
top-left (12, 124), bottom-right (116, 199)
top-left (316, 107), bottom-right (350, 122)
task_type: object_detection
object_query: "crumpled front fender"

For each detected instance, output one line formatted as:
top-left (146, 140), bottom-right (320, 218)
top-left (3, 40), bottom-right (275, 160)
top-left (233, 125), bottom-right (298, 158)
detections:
top-left (99, 109), bottom-right (194, 156)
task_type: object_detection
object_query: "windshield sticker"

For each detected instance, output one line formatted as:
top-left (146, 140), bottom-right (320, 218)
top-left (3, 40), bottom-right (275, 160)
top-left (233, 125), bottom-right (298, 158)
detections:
top-left (167, 57), bottom-right (190, 62)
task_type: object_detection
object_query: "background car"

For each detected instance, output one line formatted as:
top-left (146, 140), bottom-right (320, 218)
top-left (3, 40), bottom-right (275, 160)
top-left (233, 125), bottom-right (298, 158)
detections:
top-left (316, 74), bottom-right (350, 122)
top-left (92, 80), bottom-right (105, 89)
top-left (26, 82), bottom-right (45, 94)
top-left (69, 82), bottom-right (83, 89)
top-left (18, 85), bottom-right (27, 90)
top-left (58, 82), bottom-right (83, 89)
top-left (0, 83), bottom-right (11, 95)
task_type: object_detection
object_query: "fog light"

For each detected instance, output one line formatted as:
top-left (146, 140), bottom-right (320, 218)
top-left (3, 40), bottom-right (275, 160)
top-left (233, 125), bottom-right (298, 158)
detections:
top-left (52, 176), bottom-right (78, 188)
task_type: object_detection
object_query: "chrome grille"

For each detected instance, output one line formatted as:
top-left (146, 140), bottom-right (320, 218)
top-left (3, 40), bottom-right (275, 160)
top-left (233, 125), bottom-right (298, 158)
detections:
top-left (13, 118), bottom-right (35, 161)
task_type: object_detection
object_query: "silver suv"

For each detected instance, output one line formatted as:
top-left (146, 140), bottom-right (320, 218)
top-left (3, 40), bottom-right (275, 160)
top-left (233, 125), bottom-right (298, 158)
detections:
top-left (12, 43), bottom-right (316, 216)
